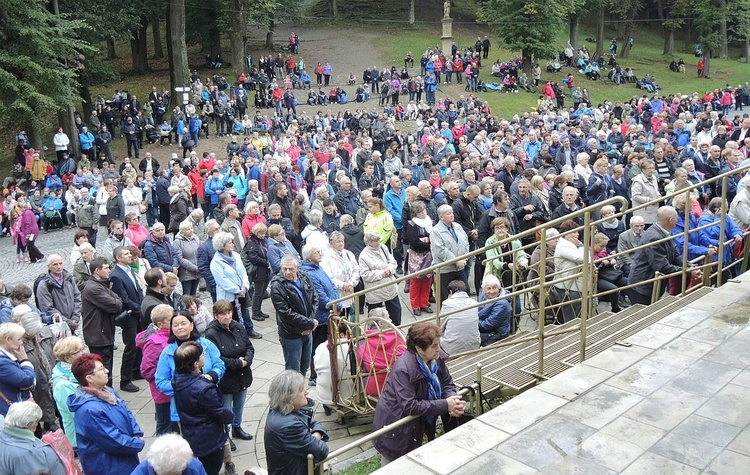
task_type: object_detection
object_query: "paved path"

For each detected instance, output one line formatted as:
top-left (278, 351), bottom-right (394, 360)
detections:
top-left (376, 272), bottom-right (750, 474)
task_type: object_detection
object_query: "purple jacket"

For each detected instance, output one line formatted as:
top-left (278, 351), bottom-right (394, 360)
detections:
top-left (372, 350), bottom-right (456, 461)
top-left (19, 208), bottom-right (39, 246)
top-left (136, 326), bottom-right (171, 403)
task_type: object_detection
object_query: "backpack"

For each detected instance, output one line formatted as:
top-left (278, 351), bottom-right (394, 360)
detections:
top-left (33, 272), bottom-right (49, 309)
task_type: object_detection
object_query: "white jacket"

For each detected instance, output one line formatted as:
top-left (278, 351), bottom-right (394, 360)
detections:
top-left (440, 291), bottom-right (480, 355)
top-left (553, 237), bottom-right (585, 292)
top-left (321, 247), bottom-right (360, 309)
top-left (358, 244), bottom-right (398, 304)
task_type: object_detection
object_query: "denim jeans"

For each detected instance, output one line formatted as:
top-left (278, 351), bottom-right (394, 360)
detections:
top-left (280, 335), bottom-right (312, 376)
top-left (155, 402), bottom-right (177, 435)
top-left (222, 389), bottom-right (247, 429)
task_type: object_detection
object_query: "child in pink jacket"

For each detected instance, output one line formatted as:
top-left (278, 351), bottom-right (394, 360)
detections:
top-left (135, 303), bottom-right (174, 435)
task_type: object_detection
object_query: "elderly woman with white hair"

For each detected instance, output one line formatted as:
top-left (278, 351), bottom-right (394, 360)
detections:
top-left (0, 322), bottom-right (36, 418)
top-left (300, 209), bottom-right (329, 250)
top-left (11, 305), bottom-right (58, 432)
top-left (210, 231), bottom-right (261, 339)
top-left (174, 220), bottom-right (202, 296)
top-left (264, 370), bottom-right (329, 475)
top-left (729, 176), bottom-right (750, 229)
top-left (478, 275), bottom-right (513, 346)
top-left (0, 400), bottom-right (66, 475)
top-left (320, 231), bottom-right (360, 317)
top-left (131, 433), bottom-right (208, 475)
top-left (358, 230), bottom-right (402, 325)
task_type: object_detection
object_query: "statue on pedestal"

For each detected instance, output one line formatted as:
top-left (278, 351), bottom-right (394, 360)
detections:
top-left (444, 1), bottom-right (451, 18)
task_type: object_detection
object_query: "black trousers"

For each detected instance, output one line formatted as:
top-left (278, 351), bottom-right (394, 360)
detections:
top-left (120, 323), bottom-right (143, 384)
top-left (629, 290), bottom-right (652, 306)
top-left (438, 270), bottom-right (468, 304)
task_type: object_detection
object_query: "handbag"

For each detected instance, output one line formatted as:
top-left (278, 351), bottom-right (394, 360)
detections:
top-left (49, 315), bottom-right (72, 342)
top-left (114, 310), bottom-right (131, 327)
top-left (138, 202), bottom-right (147, 214)
top-left (408, 250), bottom-right (433, 279)
top-left (42, 429), bottom-right (83, 475)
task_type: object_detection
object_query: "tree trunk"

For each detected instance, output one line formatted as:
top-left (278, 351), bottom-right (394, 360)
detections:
top-left (229, 0), bottom-right (246, 77)
top-left (595, 5), bottom-right (605, 58)
top-left (80, 86), bottom-right (94, 123)
top-left (409, 0), bottom-right (414, 24)
top-left (621, 9), bottom-right (636, 58)
top-left (56, 110), bottom-right (79, 156)
top-left (266, 20), bottom-right (274, 50)
top-left (720, 0), bottom-right (728, 59)
top-left (704, 48), bottom-right (712, 78)
top-left (107, 37), bottom-right (117, 59)
top-left (152, 17), bottom-right (164, 60)
top-left (663, 29), bottom-right (674, 56)
top-left (168, 0), bottom-right (190, 110)
top-left (743, 39), bottom-right (750, 63)
top-left (130, 16), bottom-right (150, 74)
top-left (569, 16), bottom-right (579, 50)
top-left (332, 0), bottom-right (337, 18)
top-left (522, 48), bottom-right (532, 75)
top-left (683, 18), bottom-right (691, 51)
top-left (28, 123), bottom-right (43, 152)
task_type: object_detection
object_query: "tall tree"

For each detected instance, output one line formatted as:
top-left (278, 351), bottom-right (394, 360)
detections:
top-left (658, 0), bottom-right (690, 56)
top-left (167, 0), bottom-right (190, 110)
top-left (249, 0), bottom-right (302, 51)
top-left (719, 0), bottom-right (728, 59)
top-left (0, 0), bottom-right (94, 149)
top-left (729, 0), bottom-right (750, 63)
top-left (607, 0), bottom-right (641, 58)
top-left (480, 0), bottom-right (577, 74)
top-left (693, 0), bottom-right (723, 77)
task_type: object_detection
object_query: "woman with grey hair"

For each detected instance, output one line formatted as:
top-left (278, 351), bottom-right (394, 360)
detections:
top-left (173, 220), bottom-right (201, 296)
top-left (358, 230), bottom-right (402, 325)
top-left (131, 433), bottom-right (206, 475)
top-left (320, 231), bottom-right (360, 316)
top-left (210, 231), bottom-right (261, 339)
top-left (300, 209), bottom-right (328, 250)
top-left (0, 401), bottom-right (66, 475)
top-left (11, 305), bottom-right (58, 432)
top-left (264, 370), bottom-right (329, 475)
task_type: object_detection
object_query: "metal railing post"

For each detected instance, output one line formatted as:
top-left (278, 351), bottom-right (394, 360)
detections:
top-left (717, 176), bottom-right (729, 286)
top-left (579, 211), bottom-right (591, 362)
top-left (536, 235), bottom-right (547, 375)
top-left (434, 271), bottom-right (441, 325)
top-left (681, 194), bottom-right (690, 296)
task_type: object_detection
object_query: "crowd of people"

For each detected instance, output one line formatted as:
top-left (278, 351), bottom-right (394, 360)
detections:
top-left (2, 35), bottom-right (750, 473)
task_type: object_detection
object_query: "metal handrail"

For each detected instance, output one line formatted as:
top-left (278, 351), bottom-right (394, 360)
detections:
top-left (306, 163), bottom-right (750, 473)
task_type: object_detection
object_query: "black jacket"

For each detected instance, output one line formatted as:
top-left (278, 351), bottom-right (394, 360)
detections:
top-left (270, 273), bottom-right (317, 339)
top-left (204, 320), bottom-right (254, 394)
top-left (340, 224), bottom-right (365, 258)
top-left (264, 408), bottom-right (329, 475)
top-left (242, 235), bottom-right (272, 280)
top-left (628, 224), bottom-right (682, 297)
top-left (81, 277), bottom-right (123, 347)
top-left (172, 372), bottom-right (233, 457)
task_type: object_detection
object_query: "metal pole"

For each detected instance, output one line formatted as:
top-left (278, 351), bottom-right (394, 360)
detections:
top-left (537, 235), bottom-right (547, 375)
top-left (681, 194), bottom-right (690, 295)
top-left (435, 272), bottom-right (441, 326)
top-left (579, 211), bottom-right (591, 362)
top-left (717, 176), bottom-right (728, 286)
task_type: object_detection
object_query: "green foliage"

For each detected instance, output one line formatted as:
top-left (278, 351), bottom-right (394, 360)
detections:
top-left (336, 455), bottom-right (381, 475)
top-left (479, 0), bottom-right (576, 62)
top-left (661, 0), bottom-right (690, 30)
top-left (0, 0), bottom-right (95, 131)
top-left (692, 0), bottom-right (724, 50)
top-left (728, 0), bottom-right (750, 42)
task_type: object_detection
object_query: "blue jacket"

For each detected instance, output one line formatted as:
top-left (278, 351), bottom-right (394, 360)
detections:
top-left (226, 174), bottom-right (248, 200)
top-left (0, 299), bottom-right (50, 325)
top-left (697, 210), bottom-right (743, 265)
top-left (197, 238), bottom-right (217, 289)
top-left (0, 353), bottom-right (36, 416)
top-left (204, 177), bottom-right (225, 205)
top-left (172, 372), bottom-right (233, 457)
top-left (264, 408), bottom-right (329, 475)
top-left (67, 387), bottom-right (144, 475)
top-left (79, 131), bottom-right (95, 151)
top-left (268, 239), bottom-right (299, 275)
top-left (673, 212), bottom-right (713, 261)
top-left (143, 235), bottom-right (178, 272)
top-left (478, 295), bottom-right (512, 344)
top-left (300, 261), bottom-right (341, 325)
top-left (155, 337), bottom-right (225, 422)
top-left (384, 187), bottom-right (406, 229)
top-left (131, 458), bottom-right (208, 475)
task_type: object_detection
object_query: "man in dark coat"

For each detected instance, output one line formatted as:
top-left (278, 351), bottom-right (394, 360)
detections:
top-left (109, 246), bottom-right (144, 392)
top-left (270, 255), bottom-right (318, 376)
top-left (628, 206), bottom-right (703, 305)
top-left (81, 257), bottom-right (123, 386)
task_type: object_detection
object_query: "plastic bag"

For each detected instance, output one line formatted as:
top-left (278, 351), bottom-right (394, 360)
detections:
top-left (49, 314), bottom-right (72, 342)
top-left (42, 429), bottom-right (83, 475)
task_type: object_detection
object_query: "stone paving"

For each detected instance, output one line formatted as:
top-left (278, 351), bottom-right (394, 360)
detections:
top-left (5, 225), bottom-right (506, 472)
top-left (375, 272), bottom-right (750, 474)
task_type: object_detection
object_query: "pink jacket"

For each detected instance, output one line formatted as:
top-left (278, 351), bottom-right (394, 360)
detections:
top-left (357, 329), bottom-right (406, 397)
top-left (136, 327), bottom-right (171, 403)
top-left (125, 224), bottom-right (150, 249)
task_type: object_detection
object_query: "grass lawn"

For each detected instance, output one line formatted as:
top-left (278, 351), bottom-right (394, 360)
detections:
top-left (335, 454), bottom-right (381, 475)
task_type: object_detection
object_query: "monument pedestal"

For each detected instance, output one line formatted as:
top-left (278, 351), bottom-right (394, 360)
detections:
top-left (442, 17), bottom-right (453, 56)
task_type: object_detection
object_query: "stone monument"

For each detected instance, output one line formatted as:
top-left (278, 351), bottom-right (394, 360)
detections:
top-left (442, 1), bottom-right (453, 57)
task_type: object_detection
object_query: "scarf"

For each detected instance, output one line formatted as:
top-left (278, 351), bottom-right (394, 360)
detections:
top-left (411, 215), bottom-right (433, 233)
top-left (602, 219), bottom-right (620, 230)
top-left (81, 385), bottom-right (118, 405)
top-left (415, 353), bottom-right (441, 425)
